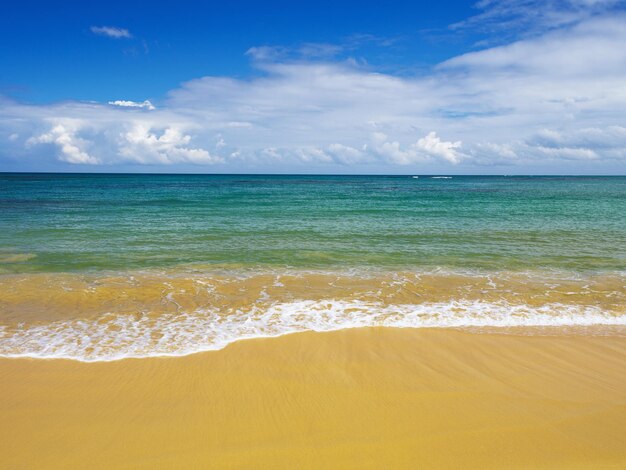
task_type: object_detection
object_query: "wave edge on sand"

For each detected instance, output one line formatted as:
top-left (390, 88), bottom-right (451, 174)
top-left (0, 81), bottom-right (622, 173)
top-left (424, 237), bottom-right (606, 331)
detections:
top-left (2, 299), bottom-right (625, 362)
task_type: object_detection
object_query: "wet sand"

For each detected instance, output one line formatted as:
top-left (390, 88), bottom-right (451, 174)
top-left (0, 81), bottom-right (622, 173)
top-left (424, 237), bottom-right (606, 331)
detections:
top-left (1, 328), bottom-right (626, 469)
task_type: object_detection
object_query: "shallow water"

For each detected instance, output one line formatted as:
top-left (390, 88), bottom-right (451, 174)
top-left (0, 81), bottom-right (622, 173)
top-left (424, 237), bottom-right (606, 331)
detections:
top-left (1, 174), bottom-right (625, 360)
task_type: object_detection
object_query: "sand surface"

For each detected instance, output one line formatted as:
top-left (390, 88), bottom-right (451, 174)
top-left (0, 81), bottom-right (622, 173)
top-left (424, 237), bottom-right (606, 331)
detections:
top-left (1, 328), bottom-right (626, 469)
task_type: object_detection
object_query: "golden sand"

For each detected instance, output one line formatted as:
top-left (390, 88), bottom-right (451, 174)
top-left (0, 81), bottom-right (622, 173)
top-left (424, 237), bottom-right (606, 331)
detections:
top-left (1, 328), bottom-right (626, 469)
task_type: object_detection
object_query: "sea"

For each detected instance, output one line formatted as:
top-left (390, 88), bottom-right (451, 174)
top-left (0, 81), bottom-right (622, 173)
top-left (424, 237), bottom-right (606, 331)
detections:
top-left (1, 173), bottom-right (625, 361)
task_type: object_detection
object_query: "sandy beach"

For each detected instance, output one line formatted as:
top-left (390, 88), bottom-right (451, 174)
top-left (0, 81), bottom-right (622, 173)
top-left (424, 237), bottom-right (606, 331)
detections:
top-left (2, 328), bottom-right (625, 469)
top-left (4, 0), bottom-right (626, 465)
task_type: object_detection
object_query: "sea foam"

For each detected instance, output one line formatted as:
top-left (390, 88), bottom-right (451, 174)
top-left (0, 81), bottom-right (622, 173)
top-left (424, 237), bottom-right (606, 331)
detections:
top-left (1, 300), bottom-right (624, 362)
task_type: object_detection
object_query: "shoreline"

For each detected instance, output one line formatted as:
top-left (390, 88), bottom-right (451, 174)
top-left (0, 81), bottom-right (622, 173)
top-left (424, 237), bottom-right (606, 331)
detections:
top-left (2, 268), bottom-right (624, 362)
top-left (2, 327), bottom-right (625, 468)
top-left (2, 323), bottom-right (626, 363)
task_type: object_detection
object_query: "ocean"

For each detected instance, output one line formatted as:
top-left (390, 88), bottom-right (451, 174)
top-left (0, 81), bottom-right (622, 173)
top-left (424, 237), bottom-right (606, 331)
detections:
top-left (1, 173), bottom-right (625, 360)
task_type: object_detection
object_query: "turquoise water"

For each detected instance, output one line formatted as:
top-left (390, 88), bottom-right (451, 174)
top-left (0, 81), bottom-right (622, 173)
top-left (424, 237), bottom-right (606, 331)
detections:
top-left (1, 173), bottom-right (625, 273)
top-left (1, 173), bottom-right (626, 360)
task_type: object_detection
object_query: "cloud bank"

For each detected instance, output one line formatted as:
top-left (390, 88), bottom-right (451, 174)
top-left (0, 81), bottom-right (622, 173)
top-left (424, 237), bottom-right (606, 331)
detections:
top-left (2, 9), bottom-right (626, 173)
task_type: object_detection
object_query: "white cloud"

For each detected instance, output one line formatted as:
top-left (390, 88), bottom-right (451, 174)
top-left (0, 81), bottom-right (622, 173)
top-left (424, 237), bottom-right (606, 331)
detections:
top-left (90, 26), bottom-right (132, 39)
top-left (118, 124), bottom-right (220, 165)
top-left (326, 143), bottom-right (367, 164)
top-left (245, 35), bottom-right (394, 63)
top-left (294, 147), bottom-right (334, 163)
top-left (215, 135), bottom-right (227, 149)
top-left (246, 46), bottom-right (284, 62)
top-left (532, 145), bottom-right (599, 160)
top-left (15, 110), bottom-right (217, 166)
top-left (27, 120), bottom-right (99, 164)
top-left (108, 100), bottom-right (155, 110)
top-left (3, 12), bottom-right (626, 172)
top-left (443, 17), bottom-right (626, 76)
top-left (415, 132), bottom-right (463, 164)
top-left (366, 132), bottom-right (463, 165)
top-left (450, 0), bottom-right (621, 41)
top-left (470, 142), bottom-right (519, 165)
top-left (368, 132), bottom-right (423, 165)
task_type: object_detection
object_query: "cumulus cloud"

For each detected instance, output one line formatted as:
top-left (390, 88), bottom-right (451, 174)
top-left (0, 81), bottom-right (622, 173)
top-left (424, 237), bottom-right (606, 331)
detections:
top-left (27, 120), bottom-right (98, 164)
top-left (11, 106), bottom-right (216, 166)
top-left (90, 26), bottom-right (132, 39)
top-left (118, 124), bottom-right (221, 164)
top-left (415, 132), bottom-right (463, 164)
top-left (365, 132), bottom-right (463, 165)
top-left (2, 8), bottom-right (626, 172)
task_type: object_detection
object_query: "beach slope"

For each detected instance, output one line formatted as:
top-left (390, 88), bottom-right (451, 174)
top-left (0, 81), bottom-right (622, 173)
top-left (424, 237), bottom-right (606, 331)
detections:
top-left (1, 328), bottom-right (625, 469)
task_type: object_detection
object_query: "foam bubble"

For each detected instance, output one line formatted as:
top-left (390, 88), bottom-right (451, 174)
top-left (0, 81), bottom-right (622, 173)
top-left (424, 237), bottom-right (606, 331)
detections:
top-left (1, 300), bottom-right (624, 362)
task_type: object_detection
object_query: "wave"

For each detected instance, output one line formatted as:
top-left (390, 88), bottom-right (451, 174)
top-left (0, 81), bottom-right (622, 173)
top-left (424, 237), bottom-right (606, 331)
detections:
top-left (0, 253), bottom-right (36, 263)
top-left (431, 176), bottom-right (452, 179)
top-left (1, 300), bottom-right (624, 362)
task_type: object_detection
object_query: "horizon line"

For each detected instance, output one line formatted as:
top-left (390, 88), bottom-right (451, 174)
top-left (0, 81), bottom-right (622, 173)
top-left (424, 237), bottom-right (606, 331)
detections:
top-left (1, 171), bottom-right (625, 177)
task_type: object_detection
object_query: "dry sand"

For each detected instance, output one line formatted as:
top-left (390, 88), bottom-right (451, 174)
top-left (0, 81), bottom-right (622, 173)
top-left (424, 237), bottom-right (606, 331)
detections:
top-left (1, 328), bottom-right (625, 469)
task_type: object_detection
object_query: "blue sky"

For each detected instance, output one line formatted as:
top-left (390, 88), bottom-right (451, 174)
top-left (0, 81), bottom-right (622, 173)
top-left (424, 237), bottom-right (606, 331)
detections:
top-left (1, 1), bottom-right (475, 103)
top-left (1, 0), bottom-right (626, 173)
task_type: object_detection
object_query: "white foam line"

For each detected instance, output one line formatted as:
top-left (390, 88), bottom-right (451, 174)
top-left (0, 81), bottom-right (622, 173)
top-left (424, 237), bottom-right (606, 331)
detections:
top-left (0, 300), bottom-right (624, 362)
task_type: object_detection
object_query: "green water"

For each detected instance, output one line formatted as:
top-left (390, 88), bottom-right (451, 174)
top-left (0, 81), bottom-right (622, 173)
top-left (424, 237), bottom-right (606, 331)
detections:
top-left (1, 174), bottom-right (625, 273)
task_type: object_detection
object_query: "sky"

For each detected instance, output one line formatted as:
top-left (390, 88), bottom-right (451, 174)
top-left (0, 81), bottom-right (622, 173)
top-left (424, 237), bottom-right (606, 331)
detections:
top-left (1, 0), bottom-right (626, 174)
